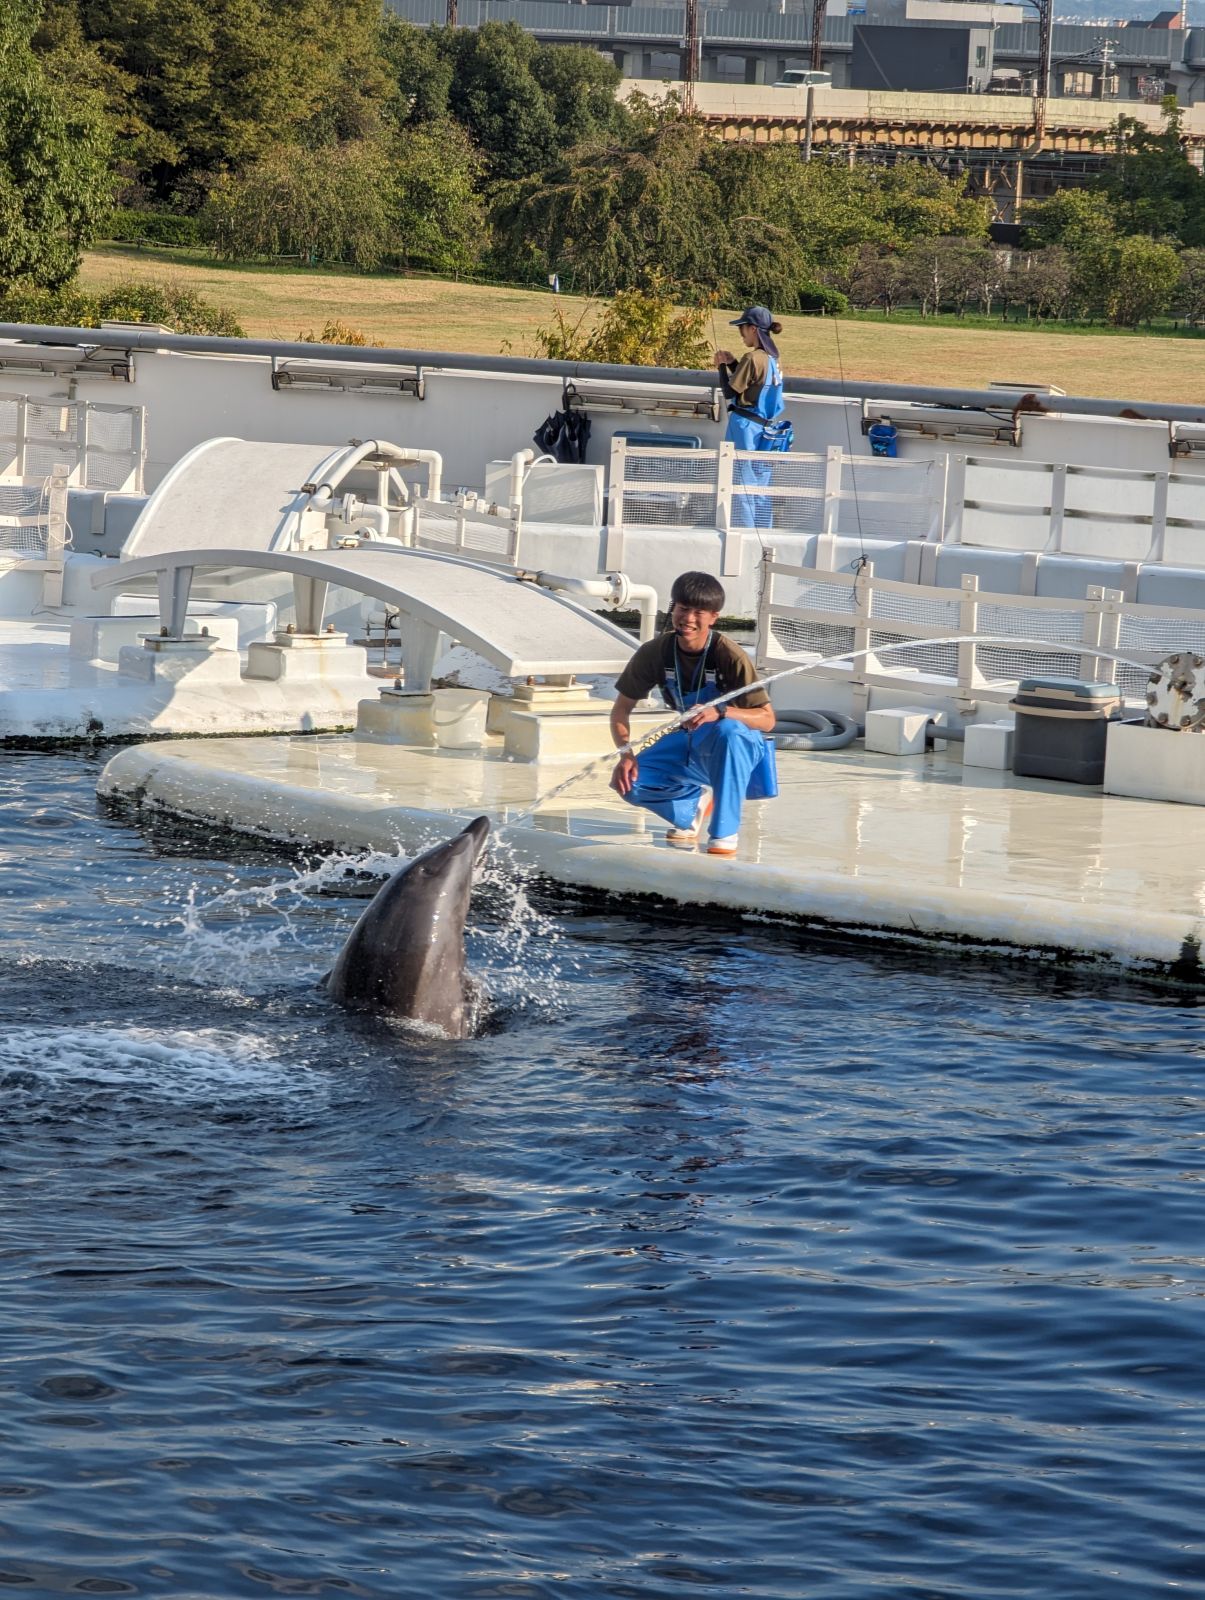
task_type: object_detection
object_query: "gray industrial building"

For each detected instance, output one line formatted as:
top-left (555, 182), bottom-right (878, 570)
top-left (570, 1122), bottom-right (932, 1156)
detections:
top-left (384, 0), bottom-right (1205, 105)
top-left (850, 22), bottom-right (996, 92)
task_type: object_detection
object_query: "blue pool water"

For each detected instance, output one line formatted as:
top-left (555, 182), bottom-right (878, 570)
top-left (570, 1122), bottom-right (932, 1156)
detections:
top-left (1, 750), bottom-right (1203, 1599)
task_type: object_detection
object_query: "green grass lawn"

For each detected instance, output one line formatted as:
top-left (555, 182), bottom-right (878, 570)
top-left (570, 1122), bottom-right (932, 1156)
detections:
top-left (78, 245), bottom-right (1205, 404)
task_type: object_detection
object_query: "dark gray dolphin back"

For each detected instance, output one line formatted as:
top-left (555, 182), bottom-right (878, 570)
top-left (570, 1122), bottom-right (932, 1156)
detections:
top-left (325, 816), bottom-right (490, 1036)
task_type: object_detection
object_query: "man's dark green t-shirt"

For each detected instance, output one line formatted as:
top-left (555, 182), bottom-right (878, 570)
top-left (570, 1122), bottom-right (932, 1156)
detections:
top-left (614, 632), bottom-right (769, 710)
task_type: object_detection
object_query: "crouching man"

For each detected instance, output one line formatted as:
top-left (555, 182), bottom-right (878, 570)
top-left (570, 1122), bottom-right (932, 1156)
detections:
top-left (609, 570), bottom-right (777, 857)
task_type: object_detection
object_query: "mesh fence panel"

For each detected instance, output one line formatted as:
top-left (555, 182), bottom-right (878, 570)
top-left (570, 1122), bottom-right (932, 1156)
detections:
top-left (871, 587), bottom-right (960, 630)
top-left (841, 458), bottom-right (936, 540)
top-left (416, 504), bottom-right (515, 561)
top-left (976, 603), bottom-right (1086, 686)
top-left (869, 631), bottom-right (958, 678)
top-left (0, 480), bottom-right (50, 556)
top-left (732, 451), bottom-right (826, 533)
top-left (1116, 615), bottom-right (1205, 699)
top-left (768, 615), bottom-right (855, 661)
top-left (770, 571), bottom-right (856, 614)
top-left (85, 409), bottom-right (135, 454)
top-left (620, 448), bottom-right (718, 529)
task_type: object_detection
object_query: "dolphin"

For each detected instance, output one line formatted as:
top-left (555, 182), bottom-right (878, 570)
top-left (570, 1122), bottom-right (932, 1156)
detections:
top-left (324, 816), bottom-right (490, 1037)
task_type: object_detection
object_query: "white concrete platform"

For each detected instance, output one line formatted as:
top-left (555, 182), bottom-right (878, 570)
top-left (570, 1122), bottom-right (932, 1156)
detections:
top-left (0, 618), bottom-right (374, 742)
top-left (97, 734), bottom-right (1205, 986)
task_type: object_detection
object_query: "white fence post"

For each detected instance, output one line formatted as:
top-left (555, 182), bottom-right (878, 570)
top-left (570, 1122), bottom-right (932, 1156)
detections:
top-left (944, 452), bottom-right (967, 543)
top-left (1147, 471), bottom-right (1169, 564)
top-left (14, 397), bottom-right (27, 478)
top-left (39, 464), bottom-right (70, 608)
top-left (604, 436), bottom-right (627, 570)
top-left (851, 558), bottom-right (874, 719)
top-left (1094, 586), bottom-right (1123, 685)
top-left (958, 573), bottom-right (980, 711)
top-left (822, 445), bottom-right (842, 536)
top-left (716, 441), bottom-right (734, 534)
top-left (1080, 585), bottom-right (1106, 681)
top-left (754, 544), bottom-right (776, 671)
top-left (1046, 463), bottom-right (1067, 553)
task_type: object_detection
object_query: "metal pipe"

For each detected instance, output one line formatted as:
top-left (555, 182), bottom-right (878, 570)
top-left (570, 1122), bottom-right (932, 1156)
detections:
top-left (307, 438), bottom-right (443, 507)
top-left (530, 569), bottom-right (659, 643)
top-left (3, 323), bottom-right (1205, 426)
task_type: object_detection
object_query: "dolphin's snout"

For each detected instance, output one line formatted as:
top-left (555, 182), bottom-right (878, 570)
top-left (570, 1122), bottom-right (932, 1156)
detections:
top-left (463, 815), bottom-right (490, 863)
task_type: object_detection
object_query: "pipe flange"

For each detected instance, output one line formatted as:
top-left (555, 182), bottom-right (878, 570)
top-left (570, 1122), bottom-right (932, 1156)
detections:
top-left (1146, 650), bottom-right (1205, 731)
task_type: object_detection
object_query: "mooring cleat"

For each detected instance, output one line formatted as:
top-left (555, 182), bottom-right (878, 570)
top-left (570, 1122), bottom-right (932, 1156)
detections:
top-left (666, 792), bottom-right (713, 846)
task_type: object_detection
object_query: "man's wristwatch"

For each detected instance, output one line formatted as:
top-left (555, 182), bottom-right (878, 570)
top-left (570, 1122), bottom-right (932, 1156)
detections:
top-left (713, 704), bottom-right (727, 720)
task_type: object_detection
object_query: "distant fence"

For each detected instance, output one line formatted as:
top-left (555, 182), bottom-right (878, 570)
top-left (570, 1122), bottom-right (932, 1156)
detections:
top-left (605, 441), bottom-right (942, 572)
top-left (755, 550), bottom-right (1205, 711)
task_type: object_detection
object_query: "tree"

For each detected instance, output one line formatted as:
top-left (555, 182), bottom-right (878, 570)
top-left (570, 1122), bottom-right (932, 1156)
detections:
top-left (44, 0), bottom-right (394, 200)
top-left (490, 115), bottom-right (725, 293)
top-left (391, 120), bottom-right (486, 275)
top-left (1178, 247), bottom-right (1205, 326)
top-left (1097, 103), bottom-right (1205, 248)
top-left (203, 141), bottom-right (394, 269)
top-left (0, 2), bottom-right (114, 291)
top-left (901, 237), bottom-right (970, 315)
top-left (1105, 235), bottom-right (1182, 327)
top-left (523, 279), bottom-right (712, 368)
top-left (446, 23), bottom-right (560, 183)
top-left (843, 244), bottom-right (909, 315)
top-left (1006, 248), bottom-right (1073, 320)
top-left (1021, 189), bottom-right (1115, 253)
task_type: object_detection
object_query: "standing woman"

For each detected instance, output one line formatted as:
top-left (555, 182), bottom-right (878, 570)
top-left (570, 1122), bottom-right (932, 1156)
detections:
top-left (714, 305), bottom-right (793, 528)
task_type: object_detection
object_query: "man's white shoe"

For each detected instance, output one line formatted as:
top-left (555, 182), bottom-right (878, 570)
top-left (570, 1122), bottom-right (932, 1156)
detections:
top-left (666, 792), bottom-right (713, 845)
top-left (707, 834), bottom-right (739, 857)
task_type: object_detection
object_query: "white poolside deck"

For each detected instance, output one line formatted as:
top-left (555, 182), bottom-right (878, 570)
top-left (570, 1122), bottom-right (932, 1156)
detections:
top-left (97, 734), bottom-right (1205, 983)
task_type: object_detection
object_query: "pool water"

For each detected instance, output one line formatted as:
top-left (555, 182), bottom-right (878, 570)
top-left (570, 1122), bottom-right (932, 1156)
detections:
top-left (1, 751), bottom-right (1203, 1599)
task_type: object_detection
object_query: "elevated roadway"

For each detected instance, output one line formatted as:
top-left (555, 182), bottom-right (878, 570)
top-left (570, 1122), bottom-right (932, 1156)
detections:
top-left (630, 81), bottom-right (1205, 157)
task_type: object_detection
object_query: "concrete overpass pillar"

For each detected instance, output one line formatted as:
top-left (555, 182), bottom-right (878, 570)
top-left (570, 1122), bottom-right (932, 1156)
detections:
top-left (618, 49), bottom-right (642, 78)
top-left (751, 55), bottom-right (767, 84)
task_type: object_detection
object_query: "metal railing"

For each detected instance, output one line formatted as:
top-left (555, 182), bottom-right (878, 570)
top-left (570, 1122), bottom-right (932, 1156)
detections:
top-left (954, 454), bottom-right (1205, 565)
top-left (410, 499), bottom-right (522, 567)
top-left (605, 439), bottom-right (943, 572)
top-left (0, 466), bottom-right (71, 605)
top-left (755, 548), bottom-right (1205, 714)
top-left (0, 394), bottom-right (146, 493)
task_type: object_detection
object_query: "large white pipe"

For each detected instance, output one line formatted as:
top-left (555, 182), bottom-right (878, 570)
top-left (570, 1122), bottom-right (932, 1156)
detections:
top-left (529, 569), bottom-right (659, 642)
top-left (307, 440), bottom-right (443, 509)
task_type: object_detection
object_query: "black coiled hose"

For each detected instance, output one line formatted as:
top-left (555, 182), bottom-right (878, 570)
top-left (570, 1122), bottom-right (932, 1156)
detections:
top-left (773, 709), bottom-right (860, 751)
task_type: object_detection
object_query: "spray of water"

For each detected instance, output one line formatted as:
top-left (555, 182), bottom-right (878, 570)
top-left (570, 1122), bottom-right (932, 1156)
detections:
top-left (502, 634), bottom-right (1154, 831)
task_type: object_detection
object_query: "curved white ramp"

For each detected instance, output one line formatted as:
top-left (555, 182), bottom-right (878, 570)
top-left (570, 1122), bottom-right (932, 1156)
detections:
top-left (92, 545), bottom-right (636, 678)
top-left (121, 439), bottom-right (336, 561)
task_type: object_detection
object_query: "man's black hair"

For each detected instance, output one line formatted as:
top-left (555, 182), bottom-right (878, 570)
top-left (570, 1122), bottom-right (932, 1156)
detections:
top-left (670, 571), bottom-right (725, 612)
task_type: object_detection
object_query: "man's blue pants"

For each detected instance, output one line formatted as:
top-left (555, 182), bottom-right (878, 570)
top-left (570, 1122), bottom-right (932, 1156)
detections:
top-left (623, 720), bottom-right (766, 838)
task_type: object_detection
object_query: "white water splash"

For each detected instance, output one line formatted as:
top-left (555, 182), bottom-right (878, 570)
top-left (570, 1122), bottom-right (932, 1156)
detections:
top-left (0, 1023), bottom-right (328, 1106)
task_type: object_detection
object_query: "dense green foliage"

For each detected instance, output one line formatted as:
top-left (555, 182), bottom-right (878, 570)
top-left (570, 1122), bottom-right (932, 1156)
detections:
top-left (0, 278), bottom-right (244, 334)
top-left (0, 1), bottom-right (113, 292)
top-left (11, 2), bottom-right (1205, 333)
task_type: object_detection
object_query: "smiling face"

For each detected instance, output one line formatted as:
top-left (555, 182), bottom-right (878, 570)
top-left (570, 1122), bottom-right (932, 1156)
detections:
top-left (671, 601), bottom-right (720, 654)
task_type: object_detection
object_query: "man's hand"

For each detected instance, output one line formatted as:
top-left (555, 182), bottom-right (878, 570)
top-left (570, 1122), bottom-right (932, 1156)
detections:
top-left (681, 705), bottom-right (721, 731)
top-left (610, 752), bottom-right (638, 796)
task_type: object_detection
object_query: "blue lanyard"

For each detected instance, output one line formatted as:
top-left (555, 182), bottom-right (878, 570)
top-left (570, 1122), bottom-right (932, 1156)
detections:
top-left (672, 632), bottom-right (711, 715)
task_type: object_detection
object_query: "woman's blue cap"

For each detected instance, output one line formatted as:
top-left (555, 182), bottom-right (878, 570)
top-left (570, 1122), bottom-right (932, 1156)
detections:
top-left (730, 306), bottom-right (773, 329)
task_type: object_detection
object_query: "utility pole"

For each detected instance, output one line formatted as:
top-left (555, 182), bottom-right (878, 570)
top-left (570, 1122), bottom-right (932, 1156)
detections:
top-left (811, 0), bottom-right (827, 74)
top-left (1032, 0), bottom-right (1053, 141)
top-left (446, 0), bottom-right (458, 24)
top-left (683, 0), bottom-right (700, 114)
